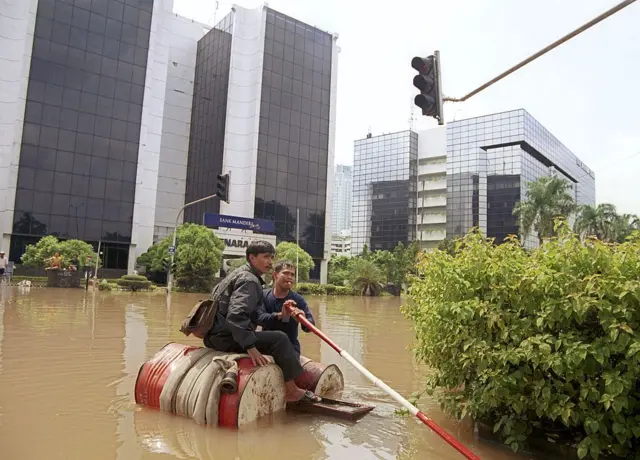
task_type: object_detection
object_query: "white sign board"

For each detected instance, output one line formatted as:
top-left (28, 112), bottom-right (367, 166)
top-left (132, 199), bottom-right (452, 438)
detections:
top-left (213, 229), bottom-right (277, 257)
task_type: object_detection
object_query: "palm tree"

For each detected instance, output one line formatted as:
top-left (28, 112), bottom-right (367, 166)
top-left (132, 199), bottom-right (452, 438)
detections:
top-left (613, 213), bottom-right (640, 243)
top-left (513, 176), bottom-right (577, 245)
top-left (350, 258), bottom-right (385, 296)
top-left (574, 203), bottom-right (618, 242)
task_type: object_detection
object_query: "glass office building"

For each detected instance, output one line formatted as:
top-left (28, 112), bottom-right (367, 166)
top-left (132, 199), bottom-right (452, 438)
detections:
top-left (184, 14), bottom-right (233, 224)
top-left (446, 109), bottom-right (596, 247)
top-left (351, 131), bottom-right (418, 254)
top-left (184, 6), bottom-right (338, 281)
top-left (1, 0), bottom-right (161, 270)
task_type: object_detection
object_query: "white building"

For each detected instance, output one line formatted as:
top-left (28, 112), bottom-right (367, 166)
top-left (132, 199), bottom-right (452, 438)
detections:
top-left (331, 164), bottom-right (352, 234)
top-left (330, 230), bottom-right (351, 256)
top-left (416, 127), bottom-right (447, 250)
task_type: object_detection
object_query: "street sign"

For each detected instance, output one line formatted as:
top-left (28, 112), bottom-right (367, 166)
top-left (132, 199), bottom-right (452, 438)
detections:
top-left (168, 246), bottom-right (176, 255)
top-left (203, 213), bottom-right (275, 233)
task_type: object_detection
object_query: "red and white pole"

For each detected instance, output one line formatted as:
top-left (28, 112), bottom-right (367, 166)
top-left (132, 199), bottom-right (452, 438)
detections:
top-left (293, 312), bottom-right (481, 460)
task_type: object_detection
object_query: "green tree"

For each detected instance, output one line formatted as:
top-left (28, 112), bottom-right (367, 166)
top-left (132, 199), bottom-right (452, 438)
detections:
top-left (403, 221), bottom-right (640, 459)
top-left (613, 213), bottom-right (640, 243)
top-left (437, 238), bottom-right (460, 256)
top-left (390, 242), bottom-right (420, 290)
top-left (369, 249), bottom-right (393, 283)
top-left (327, 255), bottom-right (354, 286)
top-left (574, 204), bottom-right (639, 244)
top-left (21, 235), bottom-right (96, 269)
top-left (350, 258), bottom-right (385, 296)
top-left (137, 223), bottom-right (225, 292)
top-left (513, 175), bottom-right (577, 245)
top-left (574, 203), bottom-right (619, 242)
top-left (275, 241), bottom-right (314, 281)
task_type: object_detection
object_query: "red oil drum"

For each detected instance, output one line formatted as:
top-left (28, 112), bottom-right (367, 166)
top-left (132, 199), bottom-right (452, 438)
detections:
top-left (294, 355), bottom-right (344, 397)
top-left (134, 342), bottom-right (201, 408)
top-left (218, 357), bottom-right (287, 428)
top-left (135, 343), bottom-right (286, 428)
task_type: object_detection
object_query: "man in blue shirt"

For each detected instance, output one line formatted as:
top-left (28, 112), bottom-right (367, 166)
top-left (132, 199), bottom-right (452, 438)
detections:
top-left (259, 260), bottom-right (315, 357)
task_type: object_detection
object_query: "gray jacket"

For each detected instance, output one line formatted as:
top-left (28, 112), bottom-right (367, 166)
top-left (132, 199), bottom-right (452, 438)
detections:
top-left (206, 263), bottom-right (265, 350)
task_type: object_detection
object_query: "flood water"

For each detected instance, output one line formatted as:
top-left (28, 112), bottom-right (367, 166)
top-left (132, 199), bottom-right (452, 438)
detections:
top-left (0, 286), bottom-right (532, 460)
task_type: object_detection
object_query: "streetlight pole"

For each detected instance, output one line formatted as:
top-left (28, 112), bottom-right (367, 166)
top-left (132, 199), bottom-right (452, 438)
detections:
top-left (94, 239), bottom-right (101, 278)
top-left (296, 208), bottom-right (299, 284)
top-left (166, 193), bottom-right (220, 293)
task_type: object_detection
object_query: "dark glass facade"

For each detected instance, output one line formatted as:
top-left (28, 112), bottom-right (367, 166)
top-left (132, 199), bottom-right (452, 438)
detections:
top-left (184, 13), bottom-right (233, 225)
top-left (486, 174), bottom-right (520, 244)
top-left (446, 173), bottom-right (478, 238)
top-left (352, 131), bottom-right (418, 254)
top-left (254, 8), bottom-right (332, 276)
top-left (11, 0), bottom-right (154, 267)
top-left (370, 180), bottom-right (412, 251)
top-left (446, 109), bottom-right (596, 247)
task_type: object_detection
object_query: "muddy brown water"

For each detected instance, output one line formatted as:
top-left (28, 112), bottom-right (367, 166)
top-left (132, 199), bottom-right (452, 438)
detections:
top-left (0, 286), bottom-right (533, 460)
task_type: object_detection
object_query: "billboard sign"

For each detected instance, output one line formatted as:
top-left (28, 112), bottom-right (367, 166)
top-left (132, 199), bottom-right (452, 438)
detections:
top-left (203, 213), bottom-right (275, 234)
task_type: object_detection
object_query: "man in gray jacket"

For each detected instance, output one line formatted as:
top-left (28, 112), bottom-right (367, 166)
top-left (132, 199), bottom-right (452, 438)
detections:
top-left (204, 240), bottom-right (320, 403)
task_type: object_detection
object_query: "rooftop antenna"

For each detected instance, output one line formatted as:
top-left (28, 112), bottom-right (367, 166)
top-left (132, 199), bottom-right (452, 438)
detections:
top-left (207, 0), bottom-right (220, 26)
top-left (366, 126), bottom-right (372, 139)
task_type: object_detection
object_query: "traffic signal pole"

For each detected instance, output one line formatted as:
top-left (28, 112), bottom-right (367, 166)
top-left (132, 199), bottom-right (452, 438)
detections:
top-left (166, 172), bottom-right (230, 294)
top-left (444, 0), bottom-right (637, 103)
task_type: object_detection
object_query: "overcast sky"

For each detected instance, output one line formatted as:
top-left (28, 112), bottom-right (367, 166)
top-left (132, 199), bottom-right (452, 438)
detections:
top-left (173, 0), bottom-right (639, 215)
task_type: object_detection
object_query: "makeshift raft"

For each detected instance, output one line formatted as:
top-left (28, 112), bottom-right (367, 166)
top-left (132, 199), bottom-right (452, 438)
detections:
top-left (135, 342), bottom-right (351, 428)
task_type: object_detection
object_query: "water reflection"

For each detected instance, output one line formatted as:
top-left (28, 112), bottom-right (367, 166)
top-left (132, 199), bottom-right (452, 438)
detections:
top-left (0, 288), bottom-right (533, 460)
top-left (116, 302), bottom-right (148, 460)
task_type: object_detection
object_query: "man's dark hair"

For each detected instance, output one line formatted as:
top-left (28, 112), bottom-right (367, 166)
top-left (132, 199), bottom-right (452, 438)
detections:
top-left (246, 240), bottom-right (275, 261)
top-left (273, 260), bottom-right (296, 274)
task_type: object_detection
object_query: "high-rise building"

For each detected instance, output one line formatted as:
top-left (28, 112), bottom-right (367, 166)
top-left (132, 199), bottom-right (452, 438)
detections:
top-left (331, 164), bottom-right (352, 234)
top-left (0, 0), bottom-right (192, 271)
top-left (351, 131), bottom-right (417, 254)
top-left (183, 5), bottom-right (338, 281)
top-left (446, 109), bottom-right (595, 247)
top-left (0, 2), bottom-right (337, 280)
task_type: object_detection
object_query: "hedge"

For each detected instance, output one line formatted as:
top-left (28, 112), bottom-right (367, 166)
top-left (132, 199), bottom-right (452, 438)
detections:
top-left (116, 274), bottom-right (153, 292)
top-left (403, 222), bottom-right (640, 459)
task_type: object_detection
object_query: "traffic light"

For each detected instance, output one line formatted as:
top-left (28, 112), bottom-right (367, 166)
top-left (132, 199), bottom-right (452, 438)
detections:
top-left (162, 257), bottom-right (176, 273)
top-left (411, 51), bottom-right (444, 124)
top-left (216, 173), bottom-right (230, 203)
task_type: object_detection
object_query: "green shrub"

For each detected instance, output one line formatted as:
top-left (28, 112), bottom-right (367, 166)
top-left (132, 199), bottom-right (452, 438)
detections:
top-left (332, 286), bottom-right (356, 296)
top-left (296, 282), bottom-right (326, 295)
top-left (116, 274), bottom-right (152, 292)
top-left (98, 279), bottom-right (112, 291)
top-left (403, 222), bottom-right (640, 459)
top-left (295, 283), bottom-right (356, 296)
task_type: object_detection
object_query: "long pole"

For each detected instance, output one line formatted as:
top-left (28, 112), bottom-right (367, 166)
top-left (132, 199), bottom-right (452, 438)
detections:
top-left (94, 240), bottom-right (101, 278)
top-left (444, 0), bottom-right (637, 102)
top-left (296, 208), bottom-right (299, 284)
top-left (292, 312), bottom-right (481, 460)
top-left (166, 193), bottom-right (220, 293)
